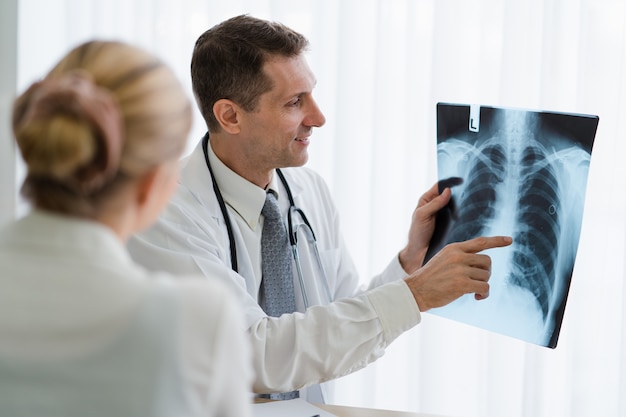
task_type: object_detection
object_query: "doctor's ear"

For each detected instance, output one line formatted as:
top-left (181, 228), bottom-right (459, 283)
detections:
top-left (213, 99), bottom-right (241, 134)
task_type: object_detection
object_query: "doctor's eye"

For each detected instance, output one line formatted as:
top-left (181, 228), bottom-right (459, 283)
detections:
top-left (287, 96), bottom-right (303, 107)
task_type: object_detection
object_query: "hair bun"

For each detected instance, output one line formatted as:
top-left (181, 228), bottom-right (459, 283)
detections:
top-left (13, 72), bottom-right (125, 194)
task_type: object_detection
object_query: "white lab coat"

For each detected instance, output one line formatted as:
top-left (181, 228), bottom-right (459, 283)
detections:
top-left (128, 139), bottom-right (421, 401)
top-left (0, 210), bottom-right (252, 417)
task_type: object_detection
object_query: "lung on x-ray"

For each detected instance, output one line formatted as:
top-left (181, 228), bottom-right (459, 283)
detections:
top-left (425, 103), bottom-right (599, 348)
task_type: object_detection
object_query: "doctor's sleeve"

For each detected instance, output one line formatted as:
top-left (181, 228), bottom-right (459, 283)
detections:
top-left (248, 279), bottom-right (420, 393)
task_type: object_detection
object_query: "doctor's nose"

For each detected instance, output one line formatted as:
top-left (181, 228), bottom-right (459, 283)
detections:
top-left (305, 99), bottom-right (326, 128)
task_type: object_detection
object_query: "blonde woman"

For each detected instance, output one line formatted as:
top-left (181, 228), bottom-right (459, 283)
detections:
top-left (0, 40), bottom-right (251, 417)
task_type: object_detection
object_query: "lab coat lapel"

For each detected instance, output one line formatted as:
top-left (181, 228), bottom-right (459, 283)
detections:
top-left (179, 140), bottom-right (223, 221)
top-left (279, 168), bottom-right (306, 209)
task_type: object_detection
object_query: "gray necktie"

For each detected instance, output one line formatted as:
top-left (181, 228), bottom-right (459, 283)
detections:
top-left (260, 191), bottom-right (296, 316)
top-left (259, 191), bottom-right (299, 400)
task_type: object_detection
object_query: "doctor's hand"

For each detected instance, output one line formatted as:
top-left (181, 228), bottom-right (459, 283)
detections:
top-left (399, 182), bottom-right (452, 274)
top-left (404, 235), bottom-right (512, 312)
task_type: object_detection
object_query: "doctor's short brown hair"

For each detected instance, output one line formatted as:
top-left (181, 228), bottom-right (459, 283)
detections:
top-left (191, 14), bottom-right (309, 133)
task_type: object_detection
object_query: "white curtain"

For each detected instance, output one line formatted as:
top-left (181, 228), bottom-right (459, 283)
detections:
top-left (6, 1), bottom-right (626, 416)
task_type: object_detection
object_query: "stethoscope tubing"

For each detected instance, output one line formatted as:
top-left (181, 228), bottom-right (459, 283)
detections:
top-left (201, 133), bottom-right (331, 308)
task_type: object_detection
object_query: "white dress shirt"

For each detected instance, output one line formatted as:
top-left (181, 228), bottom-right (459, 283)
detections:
top-left (128, 138), bottom-right (421, 401)
top-left (0, 210), bottom-right (252, 417)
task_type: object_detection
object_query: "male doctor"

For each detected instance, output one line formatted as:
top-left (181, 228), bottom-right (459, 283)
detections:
top-left (128, 14), bottom-right (512, 402)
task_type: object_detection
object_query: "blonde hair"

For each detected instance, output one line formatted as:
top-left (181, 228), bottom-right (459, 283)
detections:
top-left (12, 40), bottom-right (192, 217)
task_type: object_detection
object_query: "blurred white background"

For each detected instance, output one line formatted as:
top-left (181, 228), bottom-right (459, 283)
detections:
top-left (1, 1), bottom-right (625, 416)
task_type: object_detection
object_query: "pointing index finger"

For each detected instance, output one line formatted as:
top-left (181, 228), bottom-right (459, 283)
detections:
top-left (458, 236), bottom-right (513, 253)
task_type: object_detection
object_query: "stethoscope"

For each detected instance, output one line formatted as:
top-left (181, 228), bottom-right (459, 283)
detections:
top-left (201, 133), bottom-right (332, 308)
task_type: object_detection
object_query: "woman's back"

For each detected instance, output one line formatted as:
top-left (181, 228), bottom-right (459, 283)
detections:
top-left (0, 210), bottom-right (250, 417)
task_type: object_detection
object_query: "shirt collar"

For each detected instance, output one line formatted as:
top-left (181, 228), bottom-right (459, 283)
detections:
top-left (207, 140), bottom-right (281, 230)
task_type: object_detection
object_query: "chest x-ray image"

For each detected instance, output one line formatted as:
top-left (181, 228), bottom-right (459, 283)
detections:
top-left (425, 103), bottom-right (599, 348)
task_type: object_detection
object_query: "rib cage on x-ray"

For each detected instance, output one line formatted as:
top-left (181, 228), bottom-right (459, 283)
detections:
top-left (511, 145), bottom-right (561, 320)
top-left (445, 144), bottom-right (506, 242)
top-left (433, 108), bottom-right (596, 347)
top-left (447, 140), bottom-right (561, 321)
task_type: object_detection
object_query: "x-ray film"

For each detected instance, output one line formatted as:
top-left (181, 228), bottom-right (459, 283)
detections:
top-left (425, 103), bottom-right (599, 348)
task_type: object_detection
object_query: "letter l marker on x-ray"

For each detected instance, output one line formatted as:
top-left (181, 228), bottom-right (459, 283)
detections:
top-left (469, 104), bottom-right (480, 132)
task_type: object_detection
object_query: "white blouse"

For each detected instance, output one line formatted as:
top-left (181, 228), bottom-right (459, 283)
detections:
top-left (0, 210), bottom-right (252, 417)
